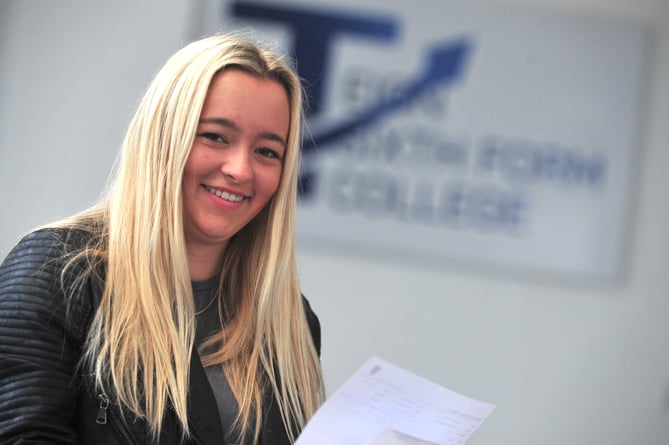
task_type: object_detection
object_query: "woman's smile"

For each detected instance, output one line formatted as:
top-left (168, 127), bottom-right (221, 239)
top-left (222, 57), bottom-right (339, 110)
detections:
top-left (203, 184), bottom-right (247, 203)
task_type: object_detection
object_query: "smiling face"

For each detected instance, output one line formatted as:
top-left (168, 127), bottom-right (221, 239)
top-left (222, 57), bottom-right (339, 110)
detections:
top-left (182, 68), bottom-right (290, 272)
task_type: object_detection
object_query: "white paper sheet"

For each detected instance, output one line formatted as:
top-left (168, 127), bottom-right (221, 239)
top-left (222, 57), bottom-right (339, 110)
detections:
top-left (296, 357), bottom-right (495, 445)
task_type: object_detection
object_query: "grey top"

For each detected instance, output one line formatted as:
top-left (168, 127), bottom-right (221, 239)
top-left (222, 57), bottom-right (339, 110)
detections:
top-left (192, 278), bottom-right (244, 444)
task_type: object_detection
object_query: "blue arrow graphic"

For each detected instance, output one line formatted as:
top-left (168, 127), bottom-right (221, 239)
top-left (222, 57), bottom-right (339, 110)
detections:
top-left (299, 39), bottom-right (473, 198)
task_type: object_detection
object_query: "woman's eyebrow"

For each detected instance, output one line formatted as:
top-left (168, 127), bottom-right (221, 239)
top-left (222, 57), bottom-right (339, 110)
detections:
top-left (260, 132), bottom-right (287, 147)
top-left (199, 117), bottom-right (237, 130)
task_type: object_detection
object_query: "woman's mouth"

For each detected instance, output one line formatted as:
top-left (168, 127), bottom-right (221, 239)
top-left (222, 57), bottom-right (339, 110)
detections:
top-left (204, 185), bottom-right (246, 202)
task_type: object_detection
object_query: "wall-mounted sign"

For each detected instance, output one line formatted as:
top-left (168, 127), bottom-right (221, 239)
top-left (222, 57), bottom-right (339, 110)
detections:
top-left (198, 0), bottom-right (647, 282)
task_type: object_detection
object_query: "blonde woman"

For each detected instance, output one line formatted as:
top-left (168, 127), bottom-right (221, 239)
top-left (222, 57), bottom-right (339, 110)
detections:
top-left (0, 34), bottom-right (324, 444)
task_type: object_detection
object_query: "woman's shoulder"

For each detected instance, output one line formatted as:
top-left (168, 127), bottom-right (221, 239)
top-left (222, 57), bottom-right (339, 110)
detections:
top-left (2, 227), bottom-right (74, 273)
top-left (6, 226), bottom-right (96, 259)
top-left (0, 226), bottom-right (102, 334)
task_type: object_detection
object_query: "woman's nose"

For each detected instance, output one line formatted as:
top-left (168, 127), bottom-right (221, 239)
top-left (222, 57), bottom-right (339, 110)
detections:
top-left (221, 146), bottom-right (252, 183)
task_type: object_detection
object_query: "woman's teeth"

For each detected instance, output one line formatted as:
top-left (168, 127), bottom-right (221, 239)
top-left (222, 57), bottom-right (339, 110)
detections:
top-left (205, 186), bottom-right (244, 202)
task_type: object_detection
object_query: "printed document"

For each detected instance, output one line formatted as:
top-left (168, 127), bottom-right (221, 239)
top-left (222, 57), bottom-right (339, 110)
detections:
top-left (296, 357), bottom-right (495, 445)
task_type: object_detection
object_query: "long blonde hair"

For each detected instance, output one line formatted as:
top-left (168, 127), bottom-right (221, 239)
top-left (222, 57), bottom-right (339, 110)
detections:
top-left (55, 34), bottom-right (324, 442)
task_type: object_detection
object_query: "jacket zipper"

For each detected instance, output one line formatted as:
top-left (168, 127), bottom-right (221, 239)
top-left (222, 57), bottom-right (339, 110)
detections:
top-left (96, 393), bottom-right (136, 445)
top-left (98, 394), bottom-right (203, 445)
top-left (96, 394), bottom-right (109, 424)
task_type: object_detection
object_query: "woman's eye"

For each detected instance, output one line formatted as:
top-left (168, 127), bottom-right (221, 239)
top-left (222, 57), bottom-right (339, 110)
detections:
top-left (200, 132), bottom-right (227, 143)
top-left (257, 147), bottom-right (282, 160)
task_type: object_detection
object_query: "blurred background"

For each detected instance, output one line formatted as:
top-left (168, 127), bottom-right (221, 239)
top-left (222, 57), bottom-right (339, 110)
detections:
top-left (1, 0), bottom-right (668, 443)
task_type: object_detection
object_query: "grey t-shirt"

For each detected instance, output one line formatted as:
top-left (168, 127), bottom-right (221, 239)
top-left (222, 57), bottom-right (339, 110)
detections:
top-left (192, 278), bottom-right (243, 444)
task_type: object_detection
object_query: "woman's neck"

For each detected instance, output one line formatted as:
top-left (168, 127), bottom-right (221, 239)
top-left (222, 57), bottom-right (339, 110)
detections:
top-left (186, 241), bottom-right (226, 281)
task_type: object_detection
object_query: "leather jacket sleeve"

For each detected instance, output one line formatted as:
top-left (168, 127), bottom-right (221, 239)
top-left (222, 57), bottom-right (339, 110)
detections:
top-left (0, 229), bottom-right (94, 444)
top-left (302, 296), bottom-right (321, 358)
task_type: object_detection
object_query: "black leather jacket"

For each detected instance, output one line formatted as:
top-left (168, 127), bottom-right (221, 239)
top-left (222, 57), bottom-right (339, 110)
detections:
top-left (0, 228), bottom-right (321, 444)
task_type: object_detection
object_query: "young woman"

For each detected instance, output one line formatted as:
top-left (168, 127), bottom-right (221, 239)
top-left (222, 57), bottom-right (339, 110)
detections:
top-left (0, 34), bottom-right (324, 444)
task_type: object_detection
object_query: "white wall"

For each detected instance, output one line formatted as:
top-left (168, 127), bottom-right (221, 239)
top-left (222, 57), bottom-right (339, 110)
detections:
top-left (1, 0), bottom-right (668, 444)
